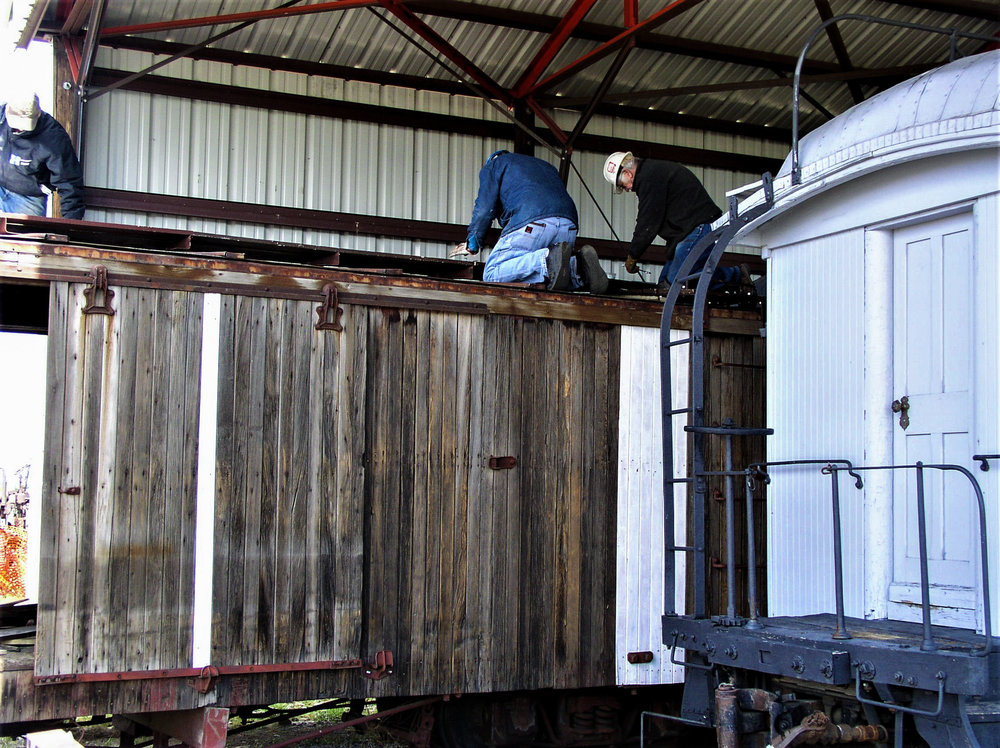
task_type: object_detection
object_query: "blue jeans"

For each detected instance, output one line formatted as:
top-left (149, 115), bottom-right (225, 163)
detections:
top-left (0, 185), bottom-right (47, 217)
top-left (660, 223), bottom-right (740, 287)
top-left (483, 216), bottom-right (582, 288)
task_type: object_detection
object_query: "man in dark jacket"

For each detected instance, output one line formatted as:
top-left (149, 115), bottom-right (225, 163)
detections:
top-left (1, 91), bottom-right (85, 220)
top-left (603, 151), bottom-right (739, 288)
top-left (452, 150), bottom-right (607, 293)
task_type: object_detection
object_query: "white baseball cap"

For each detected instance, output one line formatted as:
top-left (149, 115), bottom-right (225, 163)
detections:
top-left (6, 91), bottom-right (40, 132)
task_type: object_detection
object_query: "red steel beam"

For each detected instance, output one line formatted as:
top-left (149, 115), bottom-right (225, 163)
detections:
top-left (101, 0), bottom-right (378, 37)
top-left (527, 0), bottom-right (709, 96)
top-left (524, 96), bottom-right (568, 145)
top-left (64, 36), bottom-right (83, 83)
top-left (624, 0), bottom-right (638, 27)
top-left (511, 0), bottom-right (598, 99)
top-left (377, 0), bottom-right (512, 106)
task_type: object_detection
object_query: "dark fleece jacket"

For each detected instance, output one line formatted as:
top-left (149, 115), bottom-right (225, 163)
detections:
top-left (628, 158), bottom-right (721, 261)
top-left (0, 105), bottom-right (85, 219)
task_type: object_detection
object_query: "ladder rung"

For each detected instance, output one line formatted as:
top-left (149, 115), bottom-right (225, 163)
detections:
top-left (668, 407), bottom-right (692, 416)
top-left (666, 545), bottom-right (696, 552)
top-left (664, 477), bottom-right (695, 484)
top-left (666, 337), bottom-right (692, 348)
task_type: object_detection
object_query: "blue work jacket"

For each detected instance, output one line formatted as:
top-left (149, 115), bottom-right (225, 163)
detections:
top-left (466, 150), bottom-right (578, 252)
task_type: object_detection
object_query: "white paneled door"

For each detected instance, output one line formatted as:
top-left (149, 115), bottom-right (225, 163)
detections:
top-left (889, 212), bottom-right (980, 629)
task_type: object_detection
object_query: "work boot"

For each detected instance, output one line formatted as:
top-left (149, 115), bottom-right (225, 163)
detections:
top-left (545, 242), bottom-right (573, 291)
top-left (576, 244), bottom-right (609, 294)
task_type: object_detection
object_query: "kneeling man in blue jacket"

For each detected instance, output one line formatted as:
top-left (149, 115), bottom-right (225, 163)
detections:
top-left (452, 150), bottom-right (607, 293)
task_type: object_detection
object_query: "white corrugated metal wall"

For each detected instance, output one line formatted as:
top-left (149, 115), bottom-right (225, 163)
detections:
top-left (83, 49), bottom-right (784, 274)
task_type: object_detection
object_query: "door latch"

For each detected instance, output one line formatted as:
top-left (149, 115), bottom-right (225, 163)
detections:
top-left (891, 396), bottom-right (910, 430)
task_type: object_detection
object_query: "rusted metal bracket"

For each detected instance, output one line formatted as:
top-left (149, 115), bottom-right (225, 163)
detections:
top-left (627, 651), bottom-right (654, 664)
top-left (315, 283), bottom-right (343, 331)
top-left (363, 650), bottom-right (394, 680)
top-left (82, 265), bottom-right (116, 315)
top-left (711, 355), bottom-right (763, 370)
top-left (488, 456), bottom-right (517, 470)
top-left (189, 665), bottom-right (221, 694)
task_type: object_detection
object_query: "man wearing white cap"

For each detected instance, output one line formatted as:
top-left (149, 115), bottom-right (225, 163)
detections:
top-left (603, 151), bottom-right (741, 290)
top-left (1, 90), bottom-right (85, 220)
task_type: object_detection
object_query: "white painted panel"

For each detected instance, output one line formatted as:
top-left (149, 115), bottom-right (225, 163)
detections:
top-left (765, 230), bottom-right (867, 618)
top-left (616, 326), bottom-right (688, 686)
top-left (192, 293), bottom-right (219, 668)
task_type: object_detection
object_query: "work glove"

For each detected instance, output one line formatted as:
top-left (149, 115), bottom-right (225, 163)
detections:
top-left (449, 242), bottom-right (473, 258)
top-left (624, 255), bottom-right (639, 274)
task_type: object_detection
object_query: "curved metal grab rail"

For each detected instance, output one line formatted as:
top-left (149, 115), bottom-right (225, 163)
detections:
top-left (791, 14), bottom-right (1000, 184)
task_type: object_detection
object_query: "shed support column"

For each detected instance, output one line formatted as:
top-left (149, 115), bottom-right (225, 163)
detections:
top-left (123, 707), bottom-right (230, 748)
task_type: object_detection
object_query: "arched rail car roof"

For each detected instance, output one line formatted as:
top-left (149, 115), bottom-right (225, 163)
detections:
top-left (729, 49), bottom-right (1000, 232)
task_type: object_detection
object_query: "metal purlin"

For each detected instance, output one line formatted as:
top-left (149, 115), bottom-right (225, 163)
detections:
top-left (659, 174), bottom-right (774, 620)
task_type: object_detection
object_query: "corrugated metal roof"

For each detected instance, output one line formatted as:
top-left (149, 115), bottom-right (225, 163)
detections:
top-left (66, 0), bottom-right (999, 136)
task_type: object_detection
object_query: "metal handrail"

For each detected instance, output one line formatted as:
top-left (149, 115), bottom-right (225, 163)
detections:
top-left (748, 460), bottom-right (994, 655)
top-left (747, 459), bottom-right (863, 636)
top-left (791, 14), bottom-right (1000, 184)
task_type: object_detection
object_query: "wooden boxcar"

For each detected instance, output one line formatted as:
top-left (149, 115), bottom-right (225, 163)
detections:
top-left (0, 218), bottom-right (764, 747)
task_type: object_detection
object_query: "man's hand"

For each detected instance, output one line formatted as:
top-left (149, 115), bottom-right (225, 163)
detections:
top-left (624, 255), bottom-right (639, 274)
top-left (449, 242), bottom-right (472, 258)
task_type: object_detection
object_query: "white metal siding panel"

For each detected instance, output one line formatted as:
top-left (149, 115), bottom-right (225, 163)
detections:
top-left (765, 230), bottom-right (867, 618)
top-left (616, 326), bottom-right (688, 686)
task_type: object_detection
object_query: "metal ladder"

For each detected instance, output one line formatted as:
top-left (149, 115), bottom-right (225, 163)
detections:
top-left (658, 174), bottom-right (774, 621)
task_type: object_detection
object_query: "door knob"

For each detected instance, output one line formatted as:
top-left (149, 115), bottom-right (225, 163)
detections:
top-left (891, 396), bottom-right (910, 430)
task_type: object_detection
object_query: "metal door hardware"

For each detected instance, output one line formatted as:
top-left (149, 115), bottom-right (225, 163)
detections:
top-left (891, 396), bottom-right (909, 430)
top-left (315, 283), bottom-right (343, 331)
top-left (82, 265), bottom-right (115, 315)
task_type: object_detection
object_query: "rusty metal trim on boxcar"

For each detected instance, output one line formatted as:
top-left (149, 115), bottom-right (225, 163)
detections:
top-left (33, 651), bottom-right (395, 690)
top-left (0, 237), bottom-right (761, 333)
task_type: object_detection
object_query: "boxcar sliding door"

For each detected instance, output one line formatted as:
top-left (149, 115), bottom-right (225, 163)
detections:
top-left (36, 283), bottom-right (366, 680)
top-left (37, 281), bottom-right (203, 677)
top-left (209, 294), bottom-right (364, 667)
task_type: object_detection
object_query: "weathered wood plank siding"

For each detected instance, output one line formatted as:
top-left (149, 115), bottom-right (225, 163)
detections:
top-left (212, 295), bottom-right (364, 666)
top-left (208, 299), bottom-right (619, 693)
top-left (9, 240), bottom-right (763, 722)
top-left (361, 311), bottom-right (620, 695)
top-left (37, 282), bottom-right (201, 677)
top-left (702, 332), bottom-right (767, 618)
